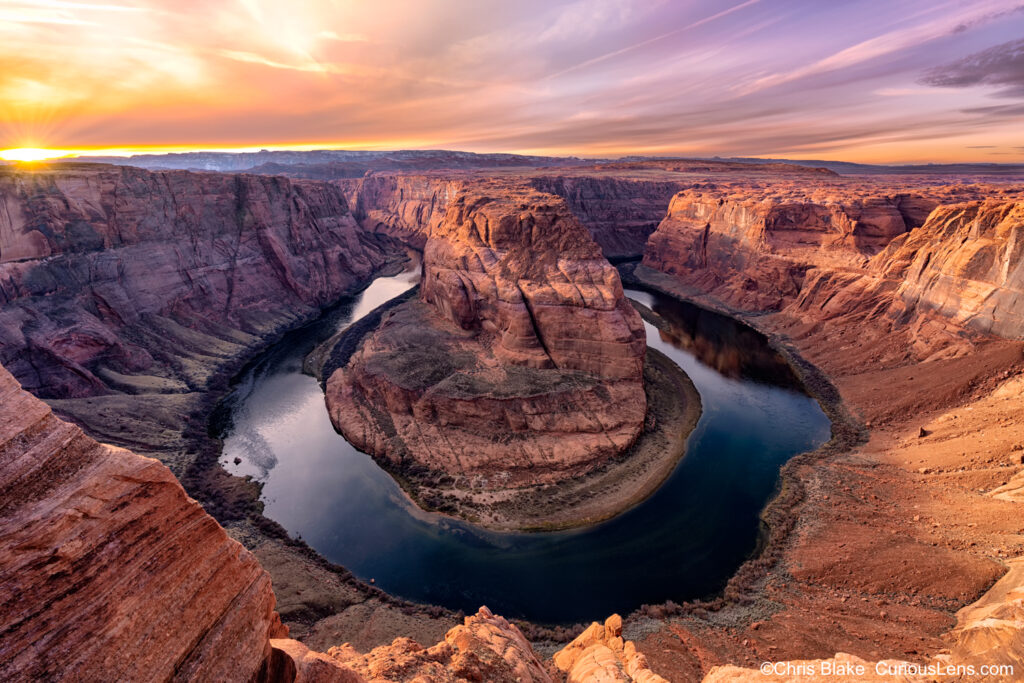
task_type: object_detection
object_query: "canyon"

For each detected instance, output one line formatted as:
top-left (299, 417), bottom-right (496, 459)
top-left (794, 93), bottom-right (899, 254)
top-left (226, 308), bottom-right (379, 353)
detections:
top-left (3, 157), bottom-right (1024, 681)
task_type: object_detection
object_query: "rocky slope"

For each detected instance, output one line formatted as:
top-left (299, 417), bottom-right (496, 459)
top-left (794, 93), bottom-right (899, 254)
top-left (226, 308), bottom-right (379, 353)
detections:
top-left (625, 176), bottom-right (1024, 679)
top-left (325, 183), bottom-right (648, 500)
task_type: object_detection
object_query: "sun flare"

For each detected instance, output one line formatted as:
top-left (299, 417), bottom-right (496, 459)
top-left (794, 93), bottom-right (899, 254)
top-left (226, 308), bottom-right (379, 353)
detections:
top-left (0, 148), bottom-right (73, 163)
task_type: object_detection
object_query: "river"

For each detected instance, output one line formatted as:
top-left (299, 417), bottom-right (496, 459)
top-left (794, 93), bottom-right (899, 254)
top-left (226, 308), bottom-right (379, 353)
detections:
top-left (218, 260), bottom-right (830, 624)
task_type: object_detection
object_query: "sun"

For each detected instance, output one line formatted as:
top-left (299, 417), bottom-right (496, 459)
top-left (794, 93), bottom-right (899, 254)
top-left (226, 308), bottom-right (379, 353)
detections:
top-left (0, 148), bottom-right (74, 162)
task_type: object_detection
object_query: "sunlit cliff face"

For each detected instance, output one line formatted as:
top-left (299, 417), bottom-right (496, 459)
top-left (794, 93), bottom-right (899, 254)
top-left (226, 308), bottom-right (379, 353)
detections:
top-left (1, 0), bottom-right (1023, 162)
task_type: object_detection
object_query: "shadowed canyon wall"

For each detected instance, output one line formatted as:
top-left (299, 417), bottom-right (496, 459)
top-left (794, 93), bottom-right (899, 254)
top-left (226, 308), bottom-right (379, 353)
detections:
top-left (527, 175), bottom-right (686, 259)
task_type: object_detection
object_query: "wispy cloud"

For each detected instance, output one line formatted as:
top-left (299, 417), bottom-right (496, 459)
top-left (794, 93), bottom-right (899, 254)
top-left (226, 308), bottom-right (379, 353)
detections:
top-left (739, 0), bottom-right (1024, 94)
top-left (2, 0), bottom-right (1024, 162)
top-left (922, 37), bottom-right (1024, 97)
top-left (216, 49), bottom-right (332, 73)
top-left (544, 0), bottom-right (761, 80)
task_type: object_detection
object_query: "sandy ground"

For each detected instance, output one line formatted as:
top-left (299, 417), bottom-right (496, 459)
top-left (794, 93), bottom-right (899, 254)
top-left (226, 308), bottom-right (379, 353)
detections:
top-left (626, 267), bottom-right (1024, 681)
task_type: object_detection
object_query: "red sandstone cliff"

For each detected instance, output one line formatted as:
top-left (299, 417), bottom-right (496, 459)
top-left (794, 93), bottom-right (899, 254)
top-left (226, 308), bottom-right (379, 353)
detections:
top-left (641, 183), bottom-right (943, 311)
top-left (340, 174), bottom-right (465, 248)
top-left (326, 183), bottom-right (647, 490)
top-left (0, 164), bottom-right (400, 402)
top-left (876, 200), bottom-right (1024, 339)
top-left (0, 364), bottom-right (285, 681)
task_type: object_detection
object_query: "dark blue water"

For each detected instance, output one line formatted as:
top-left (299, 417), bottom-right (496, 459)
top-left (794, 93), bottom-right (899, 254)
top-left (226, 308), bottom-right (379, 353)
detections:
top-left (218, 263), bottom-right (830, 624)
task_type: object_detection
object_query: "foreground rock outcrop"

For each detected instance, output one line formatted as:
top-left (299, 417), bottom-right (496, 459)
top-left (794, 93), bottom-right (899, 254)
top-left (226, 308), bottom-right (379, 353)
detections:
top-left (326, 183), bottom-right (648, 496)
top-left (554, 614), bottom-right (669, 683)
top-left (0, 365), bottom-right (285, 681)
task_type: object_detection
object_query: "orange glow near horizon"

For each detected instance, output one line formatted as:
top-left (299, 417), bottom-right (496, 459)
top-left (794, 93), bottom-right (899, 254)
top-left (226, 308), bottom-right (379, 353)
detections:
top-left (2, 1), bottom-right (1023, 164)
top-left (0, 148), bottom-right (75, 162)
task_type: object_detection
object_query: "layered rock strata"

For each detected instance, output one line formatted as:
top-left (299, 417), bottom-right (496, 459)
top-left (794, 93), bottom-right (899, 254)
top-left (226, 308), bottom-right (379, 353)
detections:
top-left (326, 184), bottom-right (647, 491)
top-left (0, 365), bottom-right (286, 681)
top-left (0, 164), bottom-right (398, 404)
top-left (642, 184), bottom-right (941, 311)
top-left (0, 164), bottom-right (402, 479)
top-left (0, 163), bottom-right (437, 643)
top-left (642, 182), bottom-right (1024, 362)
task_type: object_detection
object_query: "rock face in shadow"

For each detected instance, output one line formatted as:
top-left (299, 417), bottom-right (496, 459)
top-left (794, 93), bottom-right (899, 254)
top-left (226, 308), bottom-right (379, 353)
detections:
top-left (528, 176), bottom-right (685, 259)
top-left (327, 183), bottom-right (647, 489)
top-left (0, 164), bottom-right (399, 402)
top-left (341, 174), bottom-right (466, 249)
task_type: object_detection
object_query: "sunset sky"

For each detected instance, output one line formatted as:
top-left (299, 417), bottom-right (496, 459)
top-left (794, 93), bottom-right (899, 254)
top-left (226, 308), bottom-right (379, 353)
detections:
top-left (1, 0), bottom-right (1023, 162)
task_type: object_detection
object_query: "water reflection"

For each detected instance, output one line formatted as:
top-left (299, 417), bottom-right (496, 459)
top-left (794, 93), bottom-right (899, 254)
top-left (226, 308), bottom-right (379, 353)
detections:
top-left (628, 290), bottom-right (800, 389)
